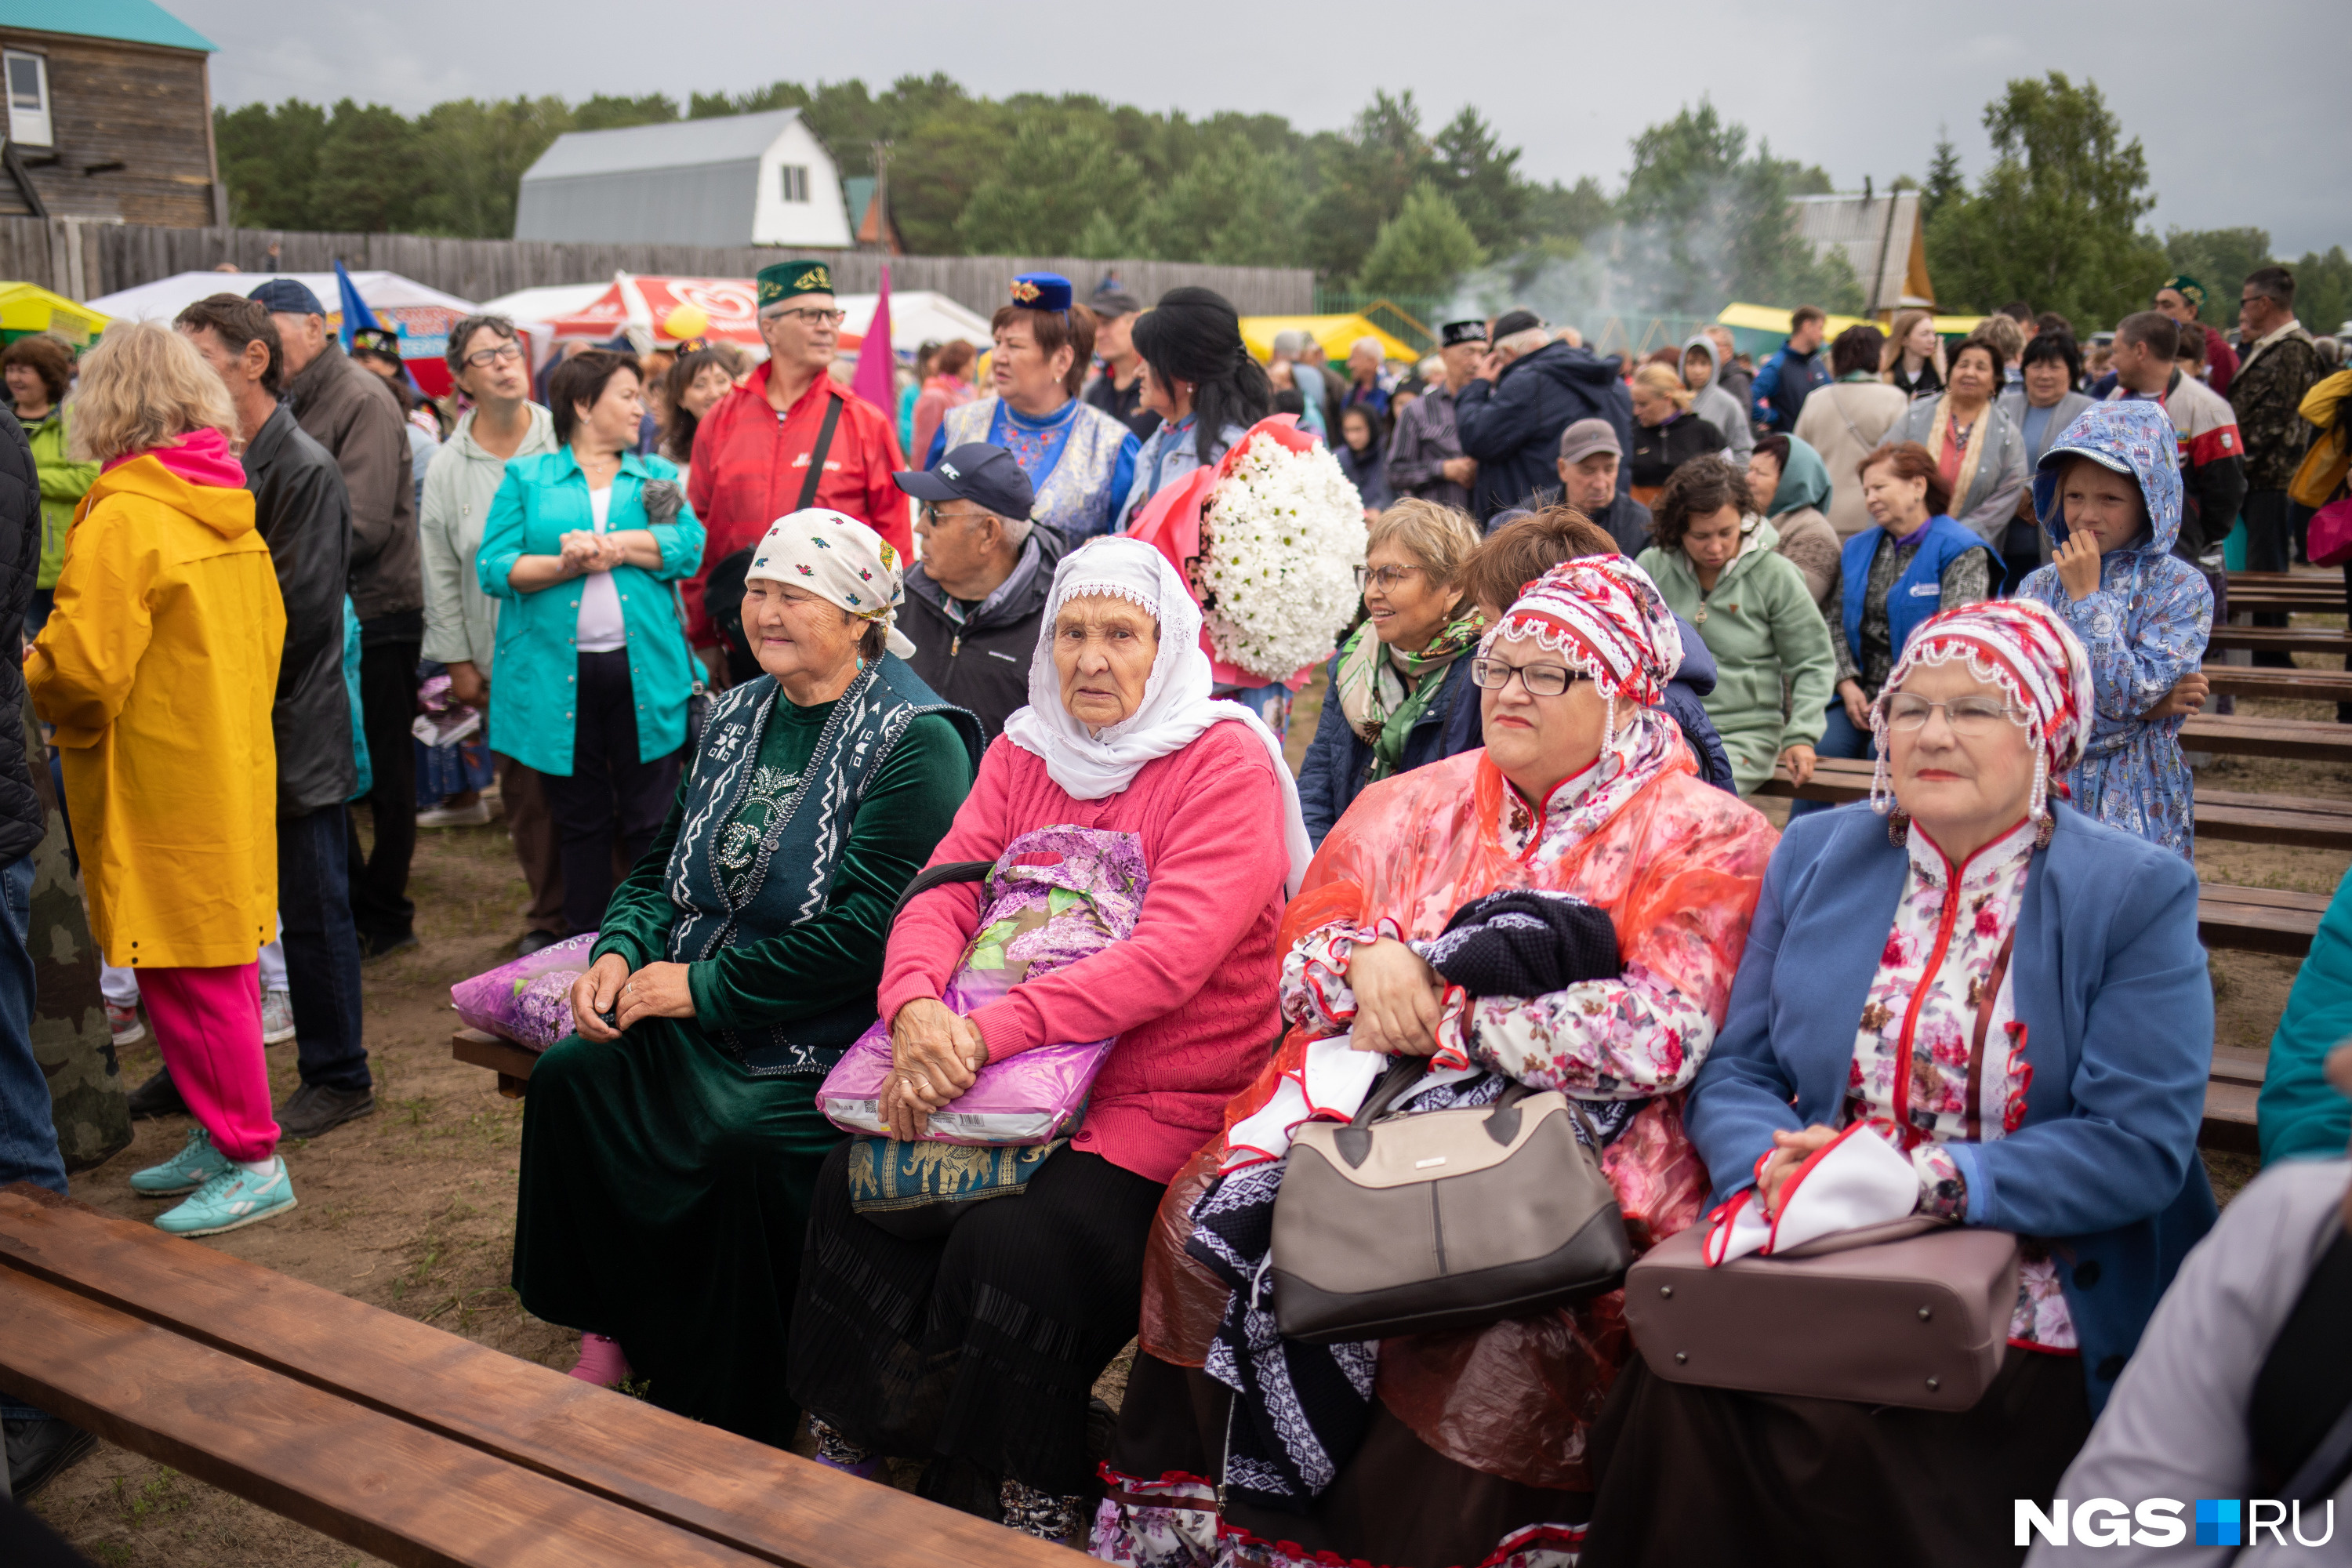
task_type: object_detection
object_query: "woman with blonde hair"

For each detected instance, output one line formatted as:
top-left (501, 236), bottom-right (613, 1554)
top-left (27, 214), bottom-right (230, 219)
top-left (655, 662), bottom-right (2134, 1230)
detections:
top-left (1626, 361), bottom-right (1726, 506)
top-left (30, 321), bottom-right (292, 1236)
top-left (1880, 308), bottom-right (1946, 400)
top-left (1297, 498), bottom-right (1486, 843)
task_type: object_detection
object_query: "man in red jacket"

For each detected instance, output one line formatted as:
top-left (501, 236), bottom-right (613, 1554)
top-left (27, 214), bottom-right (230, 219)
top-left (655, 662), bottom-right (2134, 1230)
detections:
top-left (684, 259), bottom-right (909, 684)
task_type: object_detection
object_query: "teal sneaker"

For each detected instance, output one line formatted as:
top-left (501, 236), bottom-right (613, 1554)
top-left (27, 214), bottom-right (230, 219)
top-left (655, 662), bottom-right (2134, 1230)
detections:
top-left (129, 1127), bottom-right (229, 1196)
top-left (154, 1159), bottom-right (296, 1237)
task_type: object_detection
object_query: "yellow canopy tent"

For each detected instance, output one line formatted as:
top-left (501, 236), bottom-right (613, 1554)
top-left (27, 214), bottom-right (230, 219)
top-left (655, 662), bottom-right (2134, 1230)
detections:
top-left (0, 283), bottom-right (108, 349)
top-left (1715, 301), bottom-right (1986, 343)
top-left (1239, 314), bottom-right (1420, 368)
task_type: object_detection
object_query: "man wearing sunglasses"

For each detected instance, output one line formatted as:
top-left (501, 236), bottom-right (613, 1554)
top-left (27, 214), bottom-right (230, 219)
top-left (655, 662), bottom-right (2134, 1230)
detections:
top-left (893, 442), bottom-right (1061, 741)
top-left (681, 260), bottom-right (911, 688)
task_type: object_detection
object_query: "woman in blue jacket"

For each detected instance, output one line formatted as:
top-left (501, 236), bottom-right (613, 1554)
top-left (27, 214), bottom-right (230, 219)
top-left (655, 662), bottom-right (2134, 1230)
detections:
top-left (1820, 441), bottom-right (2001, 753)
top-left (480, 349), bottom-right (705, 938)
top-left (1583, 598), bottom-right (2215, 1568)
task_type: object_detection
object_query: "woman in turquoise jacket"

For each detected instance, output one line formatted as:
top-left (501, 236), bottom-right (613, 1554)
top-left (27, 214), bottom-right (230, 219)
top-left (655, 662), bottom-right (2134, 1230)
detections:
top-left (479, 349), bottom-right (704, 938)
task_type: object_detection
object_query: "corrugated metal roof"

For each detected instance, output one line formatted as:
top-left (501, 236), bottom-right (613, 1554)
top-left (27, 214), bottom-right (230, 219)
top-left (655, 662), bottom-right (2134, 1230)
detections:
top-left (521, 109), bottom-right (801, 183)
top-left (0, 0), bottom-right (216, 52)
top-left (1792, 193), bottom-right (1922, 311)
top-left (515, 162), bottom-right (764, 247)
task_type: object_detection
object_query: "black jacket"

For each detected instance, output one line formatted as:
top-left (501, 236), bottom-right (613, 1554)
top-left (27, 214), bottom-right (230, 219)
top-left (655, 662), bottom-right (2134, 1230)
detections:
top-left (900, 525), bottom-right (1068, 743)
top-left (0, 415), bottom-right (38, 863)
top-left (1455, 341), bottom-right (1635, 523)
top-left (244, 405), bottom-right (357, 815)
top-left (1628, 411), bottom-right (1729, 489)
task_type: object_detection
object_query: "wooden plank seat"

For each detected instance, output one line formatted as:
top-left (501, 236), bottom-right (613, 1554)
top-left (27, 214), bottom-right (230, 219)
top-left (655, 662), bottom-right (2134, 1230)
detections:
top-left (452, 1027), bottom-right (539, 1098)
top-left (2180, 713), bottom-right (2352, 763)
top-left (2205, 626), bottom-right (2352, 654)
top-left (2219, 591), bottom-right (2344, 614)
top-left (2202, 1047), bottom-right (2266, 1157)
top-left (0, 1185), bottom-right (1076, 1568)
top-left (2201, 666), bottom-right (2352, 703)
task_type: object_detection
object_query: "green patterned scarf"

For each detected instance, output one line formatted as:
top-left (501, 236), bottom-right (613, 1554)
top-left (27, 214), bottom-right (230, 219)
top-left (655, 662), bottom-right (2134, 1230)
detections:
top-left (1330, 605), bottom-right (1486, 781)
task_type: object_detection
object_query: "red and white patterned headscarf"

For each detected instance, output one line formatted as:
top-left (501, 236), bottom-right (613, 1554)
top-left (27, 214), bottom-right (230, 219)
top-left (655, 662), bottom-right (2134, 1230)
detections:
top-left (1872, 598), bottom-right (2092, 820)
top-left (1483, 554), bottom-right (1684, 708)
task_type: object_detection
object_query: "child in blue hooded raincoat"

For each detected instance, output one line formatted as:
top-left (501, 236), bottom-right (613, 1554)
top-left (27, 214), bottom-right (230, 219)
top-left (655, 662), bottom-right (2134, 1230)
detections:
top-left (2017, 401), bottom-right (2212, 861)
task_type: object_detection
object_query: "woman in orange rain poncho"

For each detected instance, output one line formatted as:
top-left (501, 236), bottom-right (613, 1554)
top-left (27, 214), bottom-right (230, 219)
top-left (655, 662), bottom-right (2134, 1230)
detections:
top-left (1089, 555), bottom-right (1778, 1568)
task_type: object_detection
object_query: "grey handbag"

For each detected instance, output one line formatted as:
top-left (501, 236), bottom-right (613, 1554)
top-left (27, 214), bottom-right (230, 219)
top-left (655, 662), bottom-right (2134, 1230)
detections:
top-left (1269, 1058), bottom-right (1635, 1344)
top-left (1621, 1218), bottom-right (2020, 1412)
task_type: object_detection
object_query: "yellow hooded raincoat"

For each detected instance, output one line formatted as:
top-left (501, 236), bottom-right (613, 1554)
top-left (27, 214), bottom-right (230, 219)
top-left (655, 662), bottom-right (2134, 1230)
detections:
top-left (29, 455), bottom-right (284, 970)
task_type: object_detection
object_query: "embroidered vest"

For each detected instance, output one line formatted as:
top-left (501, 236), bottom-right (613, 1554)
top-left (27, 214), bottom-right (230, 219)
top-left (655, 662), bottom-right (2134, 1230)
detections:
top-left (945, 396), bottom-right (1131, 539)
top-left (664, 658), bottom-right (982, 1076)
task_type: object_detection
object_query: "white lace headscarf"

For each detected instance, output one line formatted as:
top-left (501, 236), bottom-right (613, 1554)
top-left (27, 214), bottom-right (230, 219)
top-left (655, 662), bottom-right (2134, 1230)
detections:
top-left (1001, 536), bottom-right (1312, 895)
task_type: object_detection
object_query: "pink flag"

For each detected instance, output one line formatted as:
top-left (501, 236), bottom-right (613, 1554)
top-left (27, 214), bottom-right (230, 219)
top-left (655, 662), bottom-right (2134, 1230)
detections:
top-left (851, 264), bottom-right (896, 423)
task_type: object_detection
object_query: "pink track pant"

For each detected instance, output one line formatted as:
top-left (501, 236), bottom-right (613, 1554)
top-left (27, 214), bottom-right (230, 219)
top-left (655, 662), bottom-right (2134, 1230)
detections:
top-left (143, 963), bottom-right (278, 1163)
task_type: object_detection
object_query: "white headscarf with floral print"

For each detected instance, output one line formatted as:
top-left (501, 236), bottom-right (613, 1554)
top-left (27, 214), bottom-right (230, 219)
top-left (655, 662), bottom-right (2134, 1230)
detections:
top-left (743, 508), bottom-right (916, 659)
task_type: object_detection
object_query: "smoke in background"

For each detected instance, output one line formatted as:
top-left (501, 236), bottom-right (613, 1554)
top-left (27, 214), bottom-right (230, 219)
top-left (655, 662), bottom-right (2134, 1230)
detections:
top-left (1442, 116), bottom-right (1865, 359)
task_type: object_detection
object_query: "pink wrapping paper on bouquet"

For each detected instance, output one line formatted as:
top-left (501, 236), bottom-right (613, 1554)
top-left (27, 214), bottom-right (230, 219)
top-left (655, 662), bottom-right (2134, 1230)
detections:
top-left (818, 827), bottom-right (1149, 1144)
top-left (449, 933), bottom-right (600, 1048)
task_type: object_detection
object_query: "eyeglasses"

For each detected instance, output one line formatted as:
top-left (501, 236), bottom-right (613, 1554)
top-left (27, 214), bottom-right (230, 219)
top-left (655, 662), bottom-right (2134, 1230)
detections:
top-left (463, 343), bottom-right (524, 368)
top-left (1884, 694), bottom-right (2026, 734)
top-left (768, 307), bottom-right (848, 328)
top-left (1471, 657), bottom-right (1579, 698)
top-left (920, 502), bottom-right (981, 525)
top-left (1353, 564), bottom-right (1425, 591)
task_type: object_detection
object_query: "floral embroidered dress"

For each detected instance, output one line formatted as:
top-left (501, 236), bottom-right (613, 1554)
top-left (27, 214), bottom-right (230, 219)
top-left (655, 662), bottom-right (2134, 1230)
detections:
top-left (1841, 818), bottom-right (2074, 1351)
top-left (2017, 401), bottom-right (2213, 862)
top-left (1097, 710), bottom-right (1777, 1568)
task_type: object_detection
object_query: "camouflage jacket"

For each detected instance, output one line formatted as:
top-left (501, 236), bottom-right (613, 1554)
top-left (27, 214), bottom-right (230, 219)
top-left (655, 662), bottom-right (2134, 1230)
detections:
top-left (2230, 325), bottom-right (2325, 491)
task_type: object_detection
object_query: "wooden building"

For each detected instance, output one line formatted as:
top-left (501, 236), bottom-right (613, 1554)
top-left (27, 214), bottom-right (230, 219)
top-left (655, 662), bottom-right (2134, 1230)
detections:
top-left (0, 0), bottom-right (223, 228)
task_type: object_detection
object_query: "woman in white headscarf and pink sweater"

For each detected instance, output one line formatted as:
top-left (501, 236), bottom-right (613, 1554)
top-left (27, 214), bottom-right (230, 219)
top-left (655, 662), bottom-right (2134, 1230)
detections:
top-left (787, 535), bottom-right (1308, 1545)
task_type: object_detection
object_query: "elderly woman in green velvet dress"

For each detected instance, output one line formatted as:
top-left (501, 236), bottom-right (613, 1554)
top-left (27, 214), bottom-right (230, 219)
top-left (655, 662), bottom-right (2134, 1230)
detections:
top-left (511, 509), bottom-right (981, 1446)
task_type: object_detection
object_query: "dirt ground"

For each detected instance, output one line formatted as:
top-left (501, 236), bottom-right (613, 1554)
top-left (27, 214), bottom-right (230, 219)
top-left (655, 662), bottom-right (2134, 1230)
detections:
top-left (24, 658), bottom-right (2346, 1563)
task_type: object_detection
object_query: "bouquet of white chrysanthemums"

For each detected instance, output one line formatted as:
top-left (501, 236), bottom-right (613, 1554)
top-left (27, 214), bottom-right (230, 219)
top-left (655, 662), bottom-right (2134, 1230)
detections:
top-left (1196, 430), bottom-right (1370, 682)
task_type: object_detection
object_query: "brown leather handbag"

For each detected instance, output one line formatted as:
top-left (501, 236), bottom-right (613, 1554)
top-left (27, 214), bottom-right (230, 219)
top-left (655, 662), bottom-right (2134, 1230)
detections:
top-left (1270, 1060), bottom-right (1634, 1344)
top-left (1621, 1219), bottom-right (2020, 1412)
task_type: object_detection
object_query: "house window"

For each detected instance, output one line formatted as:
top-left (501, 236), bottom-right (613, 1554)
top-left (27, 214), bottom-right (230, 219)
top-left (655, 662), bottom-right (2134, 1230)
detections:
top-left (779, 165), bottom-right (808, 203)
top-left (5, 51), bottom-right (50, 147)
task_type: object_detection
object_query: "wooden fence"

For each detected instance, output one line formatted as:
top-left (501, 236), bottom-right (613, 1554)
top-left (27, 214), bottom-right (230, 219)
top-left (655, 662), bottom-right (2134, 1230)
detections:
top-left (0, 217), bottom-right (1316, 319)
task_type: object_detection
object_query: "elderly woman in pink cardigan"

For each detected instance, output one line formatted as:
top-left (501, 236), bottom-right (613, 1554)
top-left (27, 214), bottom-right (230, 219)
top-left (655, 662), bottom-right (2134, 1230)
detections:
top-left (787, 536), bottom-right (1308, 1544)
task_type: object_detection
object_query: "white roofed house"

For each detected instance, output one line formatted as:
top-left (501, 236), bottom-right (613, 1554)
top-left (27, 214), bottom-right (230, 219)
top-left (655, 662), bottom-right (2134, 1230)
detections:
top-left (1791, 190), bottom-right (1936, 318)
top-left (514, 109), bottom-right (853, 249)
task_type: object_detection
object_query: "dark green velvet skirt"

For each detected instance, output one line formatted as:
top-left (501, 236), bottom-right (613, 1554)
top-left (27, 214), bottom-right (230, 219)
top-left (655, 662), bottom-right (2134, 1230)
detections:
top-left (512, 1018), bottom-right (847, 1448)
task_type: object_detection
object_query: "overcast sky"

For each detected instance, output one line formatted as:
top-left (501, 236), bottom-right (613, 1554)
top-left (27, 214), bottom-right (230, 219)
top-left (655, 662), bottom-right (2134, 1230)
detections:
top-left (171, 0), bottom-right (2347, 261)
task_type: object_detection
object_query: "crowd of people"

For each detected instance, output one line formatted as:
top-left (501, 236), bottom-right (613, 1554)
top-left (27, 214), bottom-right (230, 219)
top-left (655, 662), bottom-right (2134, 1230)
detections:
top-left (0, 249), bottom-right (2349, 1565)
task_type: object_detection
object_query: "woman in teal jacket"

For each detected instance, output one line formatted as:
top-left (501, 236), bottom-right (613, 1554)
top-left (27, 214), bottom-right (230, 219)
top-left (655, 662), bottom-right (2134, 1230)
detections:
top-left (480, 349), bottom-right (704, 938)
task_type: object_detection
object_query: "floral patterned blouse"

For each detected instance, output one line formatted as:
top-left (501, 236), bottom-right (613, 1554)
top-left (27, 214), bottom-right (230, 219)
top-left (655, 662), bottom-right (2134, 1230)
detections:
top-left (1843, 816), bottom-right (2074, 1350)
top-left (1278, 724), bottom-right (1717, 1103)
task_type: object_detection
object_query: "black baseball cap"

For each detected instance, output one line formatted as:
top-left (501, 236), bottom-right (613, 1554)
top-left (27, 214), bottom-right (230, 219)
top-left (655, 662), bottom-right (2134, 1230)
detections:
top-left (893, 442), bottom-right (1034, 521)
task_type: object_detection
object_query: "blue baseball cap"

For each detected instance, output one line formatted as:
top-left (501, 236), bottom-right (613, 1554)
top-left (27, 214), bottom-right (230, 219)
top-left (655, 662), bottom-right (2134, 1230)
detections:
top-left (248, 278), bottom-right (325, 316)
top-left (894, 443), bottom-right (1034, 522)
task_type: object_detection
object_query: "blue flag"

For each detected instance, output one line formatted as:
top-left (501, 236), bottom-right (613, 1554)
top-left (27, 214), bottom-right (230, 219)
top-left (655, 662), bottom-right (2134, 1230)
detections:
top-left (332, 259), bottom-right (376, 351)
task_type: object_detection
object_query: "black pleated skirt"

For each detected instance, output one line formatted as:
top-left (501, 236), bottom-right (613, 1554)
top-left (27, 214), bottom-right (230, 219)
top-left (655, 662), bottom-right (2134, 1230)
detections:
top-left (788, 1140), bottom-right (1164, 1497)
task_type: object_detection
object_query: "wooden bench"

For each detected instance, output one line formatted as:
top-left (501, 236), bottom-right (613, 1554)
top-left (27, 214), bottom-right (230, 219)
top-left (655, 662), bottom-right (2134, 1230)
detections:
top-left (2203, 1047), bottom-right (2266, 1157)
top-left (1757, 757), bottom-right (2352, 859)
top-left (2201, 666), bottom-right (2352, 703)
top-left (2205, 626), bottom-right (2352, 655)
top-left (453, 1027), bottom-right (539, 1098)
top-left (2180, 713), bottom-right (2352, 763)
top-left (0, 1184), bottom-right (1076, 1567)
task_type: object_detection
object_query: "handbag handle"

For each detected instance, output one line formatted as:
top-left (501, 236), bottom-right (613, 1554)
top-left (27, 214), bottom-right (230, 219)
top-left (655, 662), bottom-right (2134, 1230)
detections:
top-left (1340, 1054), bottom-right (1611, 1165)
top-left (888, 860), bottom-right (994, 932)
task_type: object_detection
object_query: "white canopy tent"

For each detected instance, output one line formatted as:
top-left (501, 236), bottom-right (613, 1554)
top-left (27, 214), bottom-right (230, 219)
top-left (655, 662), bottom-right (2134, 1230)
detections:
top-left (85, 271), bottom-right (480, 394)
